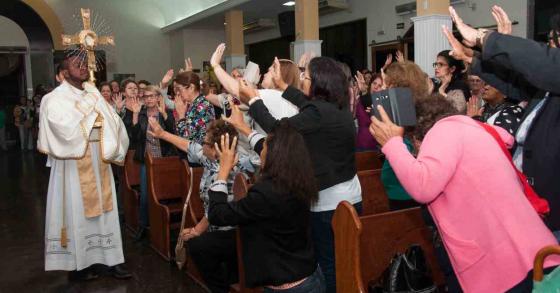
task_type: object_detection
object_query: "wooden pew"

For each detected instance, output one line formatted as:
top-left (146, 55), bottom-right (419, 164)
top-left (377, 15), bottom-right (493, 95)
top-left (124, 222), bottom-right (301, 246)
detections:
top-left (357, 169), bottom-right (390, 216)
top-left (231, 173), bottom-right (262, 293)
top-left (332, 201), bottom-right (445, 293)
top-left (145, 153), bottom-right (188, 261)
top-left (122, 150), bottom-right (141, 234)
top-left (355, 151), bottom-right (383, 171)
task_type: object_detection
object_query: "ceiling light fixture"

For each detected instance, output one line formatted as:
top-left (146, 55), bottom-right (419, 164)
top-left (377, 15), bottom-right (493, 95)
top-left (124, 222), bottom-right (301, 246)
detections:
top-left (283, 1), bottom-right (296, 6)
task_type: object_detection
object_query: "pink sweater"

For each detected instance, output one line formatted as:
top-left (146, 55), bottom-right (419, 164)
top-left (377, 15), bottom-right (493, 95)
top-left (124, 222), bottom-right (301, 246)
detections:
top-left (382, 116), bottom-right (560, 292)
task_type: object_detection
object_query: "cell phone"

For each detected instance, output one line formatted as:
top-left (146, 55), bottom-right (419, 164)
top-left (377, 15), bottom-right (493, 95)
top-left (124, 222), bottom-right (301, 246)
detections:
top-left (370, 88), bottom-right (417, 126)
top-left (224, 99), bottom-right (232, 117)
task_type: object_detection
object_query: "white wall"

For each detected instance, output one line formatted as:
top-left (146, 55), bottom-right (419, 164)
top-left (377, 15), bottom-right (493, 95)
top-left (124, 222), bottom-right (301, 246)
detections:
top-left (244, 0), bottom-right (529, 69)
top-left (170, 28), bottom-right (226, 72)
top-left (44, 0), bottom-right (171, 83)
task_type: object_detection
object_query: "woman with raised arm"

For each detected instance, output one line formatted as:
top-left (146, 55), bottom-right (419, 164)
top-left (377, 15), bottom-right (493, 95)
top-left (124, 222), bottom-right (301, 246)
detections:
top-left (228, 56), bottom-right (360, 293)
top-left (207, 118), bottom-right (324, 292)
top-left (369, 93), bottom-right (560, 292)
top-left (128, 85), bottom-right (176, 240)
top-left (148, 117), bottom-right (258, 293)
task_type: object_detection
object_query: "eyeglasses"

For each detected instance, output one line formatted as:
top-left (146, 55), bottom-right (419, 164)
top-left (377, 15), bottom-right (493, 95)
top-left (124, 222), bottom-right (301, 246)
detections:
top-left (432, 62), bottom-right (448, 69)
top-left (144, 94), bottom-right (159, 99)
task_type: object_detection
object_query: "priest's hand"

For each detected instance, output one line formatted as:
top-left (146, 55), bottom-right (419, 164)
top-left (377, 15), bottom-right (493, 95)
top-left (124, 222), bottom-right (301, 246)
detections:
top-left (147, 117), bottom-right (166, 139)
top-left (210, 43), bottom-right (226, 68)
top-left (272, 57), bottom-right (288, 91)
top-left (369, 105), bottom-right (404, 147)
top-left (238, 79), bottom-right (259, 105)
top-left (215, 133), bottom-right (239, 181)
top-left (222, 97), bottom-right (252, 137)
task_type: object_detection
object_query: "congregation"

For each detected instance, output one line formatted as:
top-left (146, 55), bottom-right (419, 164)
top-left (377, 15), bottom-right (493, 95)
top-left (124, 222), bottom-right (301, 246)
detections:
top-left (3, 4), bottom-right (557, 293)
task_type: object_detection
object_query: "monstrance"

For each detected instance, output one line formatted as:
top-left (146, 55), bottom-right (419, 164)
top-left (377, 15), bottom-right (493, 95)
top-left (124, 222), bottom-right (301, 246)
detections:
top-left (61, 8), bottom-right (115, 84)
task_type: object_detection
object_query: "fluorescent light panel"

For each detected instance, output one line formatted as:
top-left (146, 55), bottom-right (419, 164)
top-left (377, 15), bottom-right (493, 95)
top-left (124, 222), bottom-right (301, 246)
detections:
top-left (283, 1), bottom-right (296, 6)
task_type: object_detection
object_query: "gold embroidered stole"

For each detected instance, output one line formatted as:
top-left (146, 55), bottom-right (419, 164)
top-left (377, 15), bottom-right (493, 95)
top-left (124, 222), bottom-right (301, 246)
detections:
top-left (76, 115), bottom-right (113, 218)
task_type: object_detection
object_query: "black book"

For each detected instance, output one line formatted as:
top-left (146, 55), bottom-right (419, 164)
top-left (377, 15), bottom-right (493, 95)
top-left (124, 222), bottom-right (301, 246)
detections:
top-left (369, 88), bottom-right (417, 126)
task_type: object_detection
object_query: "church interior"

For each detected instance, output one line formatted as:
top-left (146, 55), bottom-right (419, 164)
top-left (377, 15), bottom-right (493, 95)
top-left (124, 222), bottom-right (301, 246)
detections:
top-left (1, 0), bottom-right (560, 292)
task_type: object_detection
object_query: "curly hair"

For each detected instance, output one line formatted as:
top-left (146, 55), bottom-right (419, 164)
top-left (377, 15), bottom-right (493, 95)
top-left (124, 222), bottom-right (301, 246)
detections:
top-left (260, 121), bottom-right (318, 205)
top-left (409, 93), bottom-right (460, 142)
top-left (206, 119), bottom-right (239, 149)
top-left (384, 61), bottom-right (429, 101)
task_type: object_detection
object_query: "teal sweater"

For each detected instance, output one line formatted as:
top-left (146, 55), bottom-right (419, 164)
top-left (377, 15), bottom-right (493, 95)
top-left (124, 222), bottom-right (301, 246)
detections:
top-left (380, 138), bottom-right (414, 201)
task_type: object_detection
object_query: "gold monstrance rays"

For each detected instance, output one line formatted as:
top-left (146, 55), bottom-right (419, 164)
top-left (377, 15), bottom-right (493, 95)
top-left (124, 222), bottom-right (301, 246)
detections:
top-left (61, 8), bottom-right (115, 83)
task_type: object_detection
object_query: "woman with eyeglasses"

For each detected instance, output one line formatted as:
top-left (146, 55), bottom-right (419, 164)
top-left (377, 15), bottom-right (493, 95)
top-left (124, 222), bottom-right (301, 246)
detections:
top-left (433, 50), bottom-right (470, 100)
top-left (128, 85), bottom-right (177, 240)
top-left (229, 56), bottom-right (360, 293)
top-left (173, 71), bottom-right (215, 151)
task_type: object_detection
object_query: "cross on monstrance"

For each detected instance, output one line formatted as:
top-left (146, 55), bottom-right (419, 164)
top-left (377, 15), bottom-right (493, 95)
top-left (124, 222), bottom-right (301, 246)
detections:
top-left (61, 8), bottom-right (115, 83)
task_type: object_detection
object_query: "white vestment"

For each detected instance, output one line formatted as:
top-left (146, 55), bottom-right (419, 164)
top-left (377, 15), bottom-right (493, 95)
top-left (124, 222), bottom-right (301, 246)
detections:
top-left (38, 80), bottom-right (129, 271)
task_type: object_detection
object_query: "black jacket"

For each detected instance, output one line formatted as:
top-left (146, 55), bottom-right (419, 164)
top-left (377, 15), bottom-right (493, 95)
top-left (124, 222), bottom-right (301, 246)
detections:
top-left (128, 108), bottom-right (177, 163)
top-left (208, 179), bottom-right (316, 288)
top-left (249, 86), bottom-right (357, 191)
top-left (473, 32), bottom-right (560, 230)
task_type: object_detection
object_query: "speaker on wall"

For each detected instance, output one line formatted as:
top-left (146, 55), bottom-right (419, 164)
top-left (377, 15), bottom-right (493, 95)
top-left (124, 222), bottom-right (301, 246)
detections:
top-left (278, 11), bottom-right (295, 37)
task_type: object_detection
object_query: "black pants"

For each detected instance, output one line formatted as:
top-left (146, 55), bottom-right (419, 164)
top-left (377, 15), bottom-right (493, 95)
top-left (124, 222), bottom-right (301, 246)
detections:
top-left (188, 229), bottom-right (238, 293)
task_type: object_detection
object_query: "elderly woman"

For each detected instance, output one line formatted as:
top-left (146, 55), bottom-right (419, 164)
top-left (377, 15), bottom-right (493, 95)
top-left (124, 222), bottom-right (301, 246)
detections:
top-left (128, 85), bottom-right (176, 240)
top-left (369, 94), bottom-right (560, 292)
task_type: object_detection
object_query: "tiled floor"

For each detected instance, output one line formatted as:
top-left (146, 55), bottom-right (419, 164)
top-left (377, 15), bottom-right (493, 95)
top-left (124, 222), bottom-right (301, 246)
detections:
top-left (0, 150), bottom-right (206, 293)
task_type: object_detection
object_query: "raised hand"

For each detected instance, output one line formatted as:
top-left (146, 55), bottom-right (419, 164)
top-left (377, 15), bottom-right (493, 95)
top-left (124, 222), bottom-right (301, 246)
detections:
top-left (492, 5), bottom-right (512, 35)
top-left (158, 95), bottom-right (167, 119)
top-left (147, 116), bottom-right (165, 138)
top-left (449, 7), bottom-right (478, 47)
top-left (238, 79), bottom-right (259, 105)
top-left (161, 69), bottom-right (174, 88)
top-left (298, 52), bottom-right (316, 69)
top-left (438, 73), bottom-right (452, 97)
top-left (130, 97), bottom-right (142, 113)
top-left (466, 96), bottom-right (483, 117)
top-left (382, 54), bottom-right (393, 70)
top-left (355, 71), bottom-right (367, 94)
top-left (215, 133), bottom-right (239, 172)
top-left (272, 57), bottom-right (288, 91)
top-left (174, 95), bottom-right (188, 118)
top-left (368, 105), bottom-right (404, 146)
top-left (396, 50), bottom-right (405, 63)
top-left (112, 93), bottom-right (125, 111)
top-left (185, 58), bottom-right (193, 72)
top-left (442, 26), bottom-right (473, 64)
top-left (210, 43), bottom-right (226, 68)
top-left (222, 96), bottom-right (252, 136)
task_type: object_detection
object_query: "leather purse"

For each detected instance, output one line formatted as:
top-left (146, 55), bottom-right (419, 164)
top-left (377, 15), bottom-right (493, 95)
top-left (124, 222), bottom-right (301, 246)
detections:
top-left (368, 245), bottom-right (437, 293)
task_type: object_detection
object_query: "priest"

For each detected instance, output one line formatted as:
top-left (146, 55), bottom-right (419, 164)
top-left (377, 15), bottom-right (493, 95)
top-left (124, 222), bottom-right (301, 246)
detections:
top-left (38, 54), bottom-right (131, 281)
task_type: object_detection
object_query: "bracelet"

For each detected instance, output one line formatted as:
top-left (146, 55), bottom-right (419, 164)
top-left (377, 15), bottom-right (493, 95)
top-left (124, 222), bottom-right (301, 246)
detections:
top-left (476, 29), bottom-right (490, 48)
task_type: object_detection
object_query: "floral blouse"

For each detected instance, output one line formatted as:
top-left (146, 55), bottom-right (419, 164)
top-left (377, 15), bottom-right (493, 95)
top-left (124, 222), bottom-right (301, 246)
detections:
top-left (176, 95), bottom-right (215, 145)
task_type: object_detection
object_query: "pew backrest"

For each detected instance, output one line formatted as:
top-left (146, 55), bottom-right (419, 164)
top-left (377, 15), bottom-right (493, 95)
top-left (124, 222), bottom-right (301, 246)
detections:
top-left (355, 151), bottom-right (383, 171)
top-left (357, 169), bottom-right (390, 215)
top-left (145, 153), bottom-right (187, 201)
top-left (124, 150), bottom-right (141, 188)
top-left (333, 201), bottom-right (444, 293)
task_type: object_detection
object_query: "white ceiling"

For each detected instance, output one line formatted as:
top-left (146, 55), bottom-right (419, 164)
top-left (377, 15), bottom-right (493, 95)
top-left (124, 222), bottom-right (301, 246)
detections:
top-left (158, 0), bottom-right (295, 31)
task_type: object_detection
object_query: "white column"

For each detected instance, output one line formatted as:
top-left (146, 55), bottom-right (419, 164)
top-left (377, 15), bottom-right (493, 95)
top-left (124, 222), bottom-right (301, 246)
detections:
top-left (411, 14), bottom-right (451, 76)
top-left (293, 40), bottom-right (322, 63)
top-left (224, 54), bottom-right (246, 72)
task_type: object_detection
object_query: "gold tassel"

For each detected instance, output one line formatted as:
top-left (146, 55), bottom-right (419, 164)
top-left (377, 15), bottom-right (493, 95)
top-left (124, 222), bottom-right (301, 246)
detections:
top-left (61, 227), bottom-right (68, 248)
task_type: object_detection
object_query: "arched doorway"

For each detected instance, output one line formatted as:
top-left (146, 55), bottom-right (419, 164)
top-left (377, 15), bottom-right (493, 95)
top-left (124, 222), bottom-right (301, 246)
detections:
top-left (0, 0), bottom-right (59, 99)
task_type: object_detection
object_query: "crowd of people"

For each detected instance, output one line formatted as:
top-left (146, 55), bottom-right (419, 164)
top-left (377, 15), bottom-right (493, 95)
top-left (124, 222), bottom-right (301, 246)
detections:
top-left (33, 4), bottom-right (560, 293)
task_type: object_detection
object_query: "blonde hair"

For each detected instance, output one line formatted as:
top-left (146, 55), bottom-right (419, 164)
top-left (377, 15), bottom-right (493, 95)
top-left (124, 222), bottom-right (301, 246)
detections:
top-left (143, 85), bottom-right (162, 97)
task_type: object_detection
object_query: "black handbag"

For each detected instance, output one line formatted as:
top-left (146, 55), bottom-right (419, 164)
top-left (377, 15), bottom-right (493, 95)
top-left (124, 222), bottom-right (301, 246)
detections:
top-left (368, 245), bottom-right (437, 293)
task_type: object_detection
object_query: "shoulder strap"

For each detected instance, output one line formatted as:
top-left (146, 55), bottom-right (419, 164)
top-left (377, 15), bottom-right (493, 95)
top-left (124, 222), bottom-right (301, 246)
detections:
top-left (476, 121), bottom-right (550, 215)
